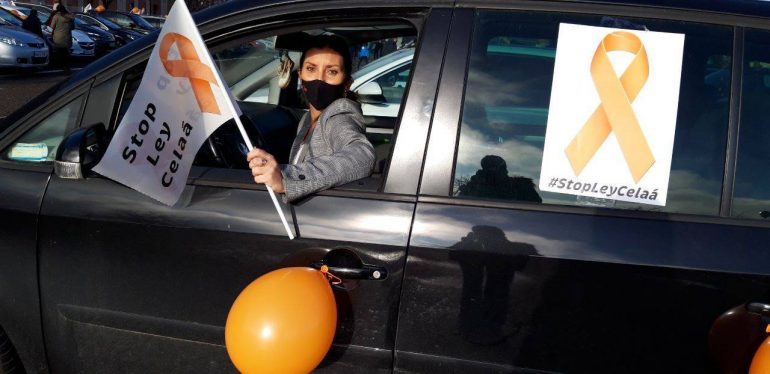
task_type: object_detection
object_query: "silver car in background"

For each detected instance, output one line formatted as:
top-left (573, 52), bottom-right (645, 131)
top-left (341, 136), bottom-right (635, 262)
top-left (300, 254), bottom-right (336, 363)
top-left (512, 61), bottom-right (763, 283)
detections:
top-left (2, 5), bottom-right (95, 58)
top-left (0, 16), bottom-right (48, 67)
top-left (67, 29), bottom-right (94, 57)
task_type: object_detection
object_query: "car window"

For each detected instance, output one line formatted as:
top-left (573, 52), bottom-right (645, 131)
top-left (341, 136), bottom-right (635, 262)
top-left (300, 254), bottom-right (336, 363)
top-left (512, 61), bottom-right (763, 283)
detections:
top-left (731, 29), bottom-right (770, 220)
top-left (226, 38), bottom-right (414, 119)
top-left (2, 95), bottom-right (84, 163)
top-left (96, 16), bottom-right (120, 30)
top-left (129, 13), bottom-right (154, 30)
top-left (106, 12), bottom-right (135, 28)
top-left (213, 37), bottom-right (285, 104)
top-left (0, 8), bottom-right (21, 26)
top-left (372, 63), bottom-right (410, 105)
top-left (116, 21), bottom-right (418, 193)
top-left (453, 11), bottom-right (732, 216)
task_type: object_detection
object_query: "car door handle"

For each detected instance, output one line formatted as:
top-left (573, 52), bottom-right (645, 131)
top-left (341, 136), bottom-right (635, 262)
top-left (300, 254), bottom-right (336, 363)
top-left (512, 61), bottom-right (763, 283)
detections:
top-left (311, 261), bottom-right (388, 280)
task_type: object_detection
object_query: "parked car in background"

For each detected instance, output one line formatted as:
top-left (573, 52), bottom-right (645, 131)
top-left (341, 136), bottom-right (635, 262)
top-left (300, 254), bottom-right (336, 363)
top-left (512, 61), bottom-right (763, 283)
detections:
top-left (141, 14), bottom-right (164, 29)
top-left (15, 2), bottom-right (116, 55)
top-left (75, 12), bottom-right (143, 46)
top-left (0, 12), bottom-right (47, 68)
top-left (66, 28), bottom-right (94, 57)
top-left (0, 5), bottom-right (95, 58)
top-left (92, 9), bottom-right (156, 34)
top-left (6, 0), bottom-right (770, 373)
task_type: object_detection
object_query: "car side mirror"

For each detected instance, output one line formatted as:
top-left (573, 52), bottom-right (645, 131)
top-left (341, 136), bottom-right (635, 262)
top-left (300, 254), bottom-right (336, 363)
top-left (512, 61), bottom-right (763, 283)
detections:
top-left (356, 81), bottom-right (387, 104)
top-left (54, 123), bottom-right (106, 179)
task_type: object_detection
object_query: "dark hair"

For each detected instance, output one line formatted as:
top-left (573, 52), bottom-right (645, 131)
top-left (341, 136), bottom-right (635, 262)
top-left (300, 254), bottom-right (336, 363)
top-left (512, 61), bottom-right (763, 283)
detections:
top-left (57, 4), bottom-right (69, 14)
top-left (299, 34), bottom-right (353, 79)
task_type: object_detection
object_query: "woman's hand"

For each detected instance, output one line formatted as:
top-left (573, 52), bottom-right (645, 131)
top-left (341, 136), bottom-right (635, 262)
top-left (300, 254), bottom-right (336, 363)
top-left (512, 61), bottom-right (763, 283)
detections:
top-left (247, 148), bottom-right (285, 193)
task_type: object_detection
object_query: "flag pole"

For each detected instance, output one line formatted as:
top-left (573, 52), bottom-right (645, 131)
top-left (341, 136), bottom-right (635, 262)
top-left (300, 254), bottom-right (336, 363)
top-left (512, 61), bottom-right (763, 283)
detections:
top-left (208, 57), bottom-right (295, 241)
top-left (178, 0), bottom-right (294, 239)
top-left (232, 116), bottom-right (295, 240)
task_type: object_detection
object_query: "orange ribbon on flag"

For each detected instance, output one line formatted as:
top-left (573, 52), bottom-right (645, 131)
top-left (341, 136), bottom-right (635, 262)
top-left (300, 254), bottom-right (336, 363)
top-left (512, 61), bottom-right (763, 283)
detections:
top-left (565, 31), bottom-right (654, 183)
top-left (159, 32), bottom-right (221, 115)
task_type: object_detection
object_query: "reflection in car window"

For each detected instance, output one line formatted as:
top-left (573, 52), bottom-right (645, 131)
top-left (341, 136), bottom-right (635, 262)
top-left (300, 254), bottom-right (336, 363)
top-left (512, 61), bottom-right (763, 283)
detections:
top-left (732, 29), bottom-right (770, 220)
top-left (2, 96), bottom-right (84, 163)
top-left (453, 11), bottom-right (732, 216)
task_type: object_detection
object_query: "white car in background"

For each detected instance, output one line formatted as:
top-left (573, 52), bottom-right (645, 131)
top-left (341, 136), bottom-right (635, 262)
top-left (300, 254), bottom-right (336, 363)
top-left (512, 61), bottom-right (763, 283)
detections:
top-left (350, 47), bottom-right (413, 118)
top-left (1, 4), bottom-right (94, 57)
top-left (240, 45), bottom-right (414, 118)
top-left (66, 28), bottom-right (94, 56)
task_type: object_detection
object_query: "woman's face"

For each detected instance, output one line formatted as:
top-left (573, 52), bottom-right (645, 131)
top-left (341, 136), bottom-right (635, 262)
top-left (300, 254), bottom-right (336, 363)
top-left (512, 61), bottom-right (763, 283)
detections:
top-left (300, 47), bottom-right (347, 85)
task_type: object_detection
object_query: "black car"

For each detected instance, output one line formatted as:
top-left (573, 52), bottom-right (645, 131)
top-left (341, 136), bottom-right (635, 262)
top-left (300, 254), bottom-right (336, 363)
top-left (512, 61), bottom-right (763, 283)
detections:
top-left (92, 9), bottom-right (156, 34)
top-left (4, 0), bottom-right (770, 373)
top-left (75, 12), bottom-right (144, 47)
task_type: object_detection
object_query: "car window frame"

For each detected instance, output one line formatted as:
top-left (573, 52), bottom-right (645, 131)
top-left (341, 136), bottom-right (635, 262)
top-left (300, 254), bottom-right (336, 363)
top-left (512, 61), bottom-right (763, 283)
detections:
top-left (417, 4), bottom-right (770, 229)
top-left (0, 80), bottom-right (92, 172)
top-left (96, 6), bottom-right (446, 201)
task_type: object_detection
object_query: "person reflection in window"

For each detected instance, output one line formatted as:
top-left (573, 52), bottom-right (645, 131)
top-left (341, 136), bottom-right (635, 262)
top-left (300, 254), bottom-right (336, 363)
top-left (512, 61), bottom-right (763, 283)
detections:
top-left (458, 155), bottom-right (542, 203)
top-left (450, 225), bottom-right (539, 345)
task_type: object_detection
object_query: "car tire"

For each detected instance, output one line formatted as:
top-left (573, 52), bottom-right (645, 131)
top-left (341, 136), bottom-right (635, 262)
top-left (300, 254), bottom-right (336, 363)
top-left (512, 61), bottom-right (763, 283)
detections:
top-left (0, 327), bottom-right (23, 374)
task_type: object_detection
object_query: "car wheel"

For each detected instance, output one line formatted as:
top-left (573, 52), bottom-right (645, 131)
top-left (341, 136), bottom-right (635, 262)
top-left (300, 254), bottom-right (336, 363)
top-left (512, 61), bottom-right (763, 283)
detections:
top-left (0, 327), bottom-right (23, 374)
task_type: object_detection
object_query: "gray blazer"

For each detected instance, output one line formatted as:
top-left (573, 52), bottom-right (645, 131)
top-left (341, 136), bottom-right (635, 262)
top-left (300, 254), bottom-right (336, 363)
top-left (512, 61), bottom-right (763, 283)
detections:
top-left (279, 98), bottom-right (375, 202)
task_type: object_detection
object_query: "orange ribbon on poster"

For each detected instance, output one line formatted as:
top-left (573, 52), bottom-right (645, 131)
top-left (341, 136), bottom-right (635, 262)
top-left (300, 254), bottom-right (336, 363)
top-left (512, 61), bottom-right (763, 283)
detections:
top-left (565, 31), bottom-right (654, 183)
top-left (159, 32), bottom-right (221, 115)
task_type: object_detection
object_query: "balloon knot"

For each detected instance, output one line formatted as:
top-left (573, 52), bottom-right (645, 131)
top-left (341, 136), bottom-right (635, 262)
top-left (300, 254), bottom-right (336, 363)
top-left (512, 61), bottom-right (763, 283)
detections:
top-left (319, 265), bottom-right (342, 285)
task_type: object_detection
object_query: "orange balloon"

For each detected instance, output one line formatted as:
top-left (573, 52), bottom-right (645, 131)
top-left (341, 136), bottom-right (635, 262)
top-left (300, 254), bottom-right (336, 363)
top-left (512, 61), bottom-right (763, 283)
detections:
top-left (750, 333), bottom-right (770, 374)
top-left (225, 267), bottom-right (337, 374)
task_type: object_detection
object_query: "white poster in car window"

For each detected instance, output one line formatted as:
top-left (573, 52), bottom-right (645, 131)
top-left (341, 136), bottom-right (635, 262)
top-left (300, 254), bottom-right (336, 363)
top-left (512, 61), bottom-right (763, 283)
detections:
top-left (538, 23), bottom-right (684, 206)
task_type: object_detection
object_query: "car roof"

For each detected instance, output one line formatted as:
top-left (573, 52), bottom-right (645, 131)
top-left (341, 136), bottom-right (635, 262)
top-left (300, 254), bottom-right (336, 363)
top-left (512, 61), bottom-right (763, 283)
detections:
top-left (38, 0), bottom-right (770, 103)
top-left (459, 0), bottom-right (770, 20)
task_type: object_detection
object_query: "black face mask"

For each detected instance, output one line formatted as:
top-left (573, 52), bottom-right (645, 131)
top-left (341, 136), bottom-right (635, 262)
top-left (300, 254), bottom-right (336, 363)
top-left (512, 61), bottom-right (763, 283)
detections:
top-left (301, 79), bottom-right (346, 110)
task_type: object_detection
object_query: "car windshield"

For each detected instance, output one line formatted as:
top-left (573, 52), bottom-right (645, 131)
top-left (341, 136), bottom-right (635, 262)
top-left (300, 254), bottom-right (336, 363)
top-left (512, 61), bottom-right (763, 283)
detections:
top-left (0, 9), bottom-right (21, 27)
top-left (35, 9), bottom-right (50, 23)
top-left (11, 6), bottom-right (46, 24)
top-left (96, 15), bottom-right (121, 29)
top-left (129, 13), bottom-right (153, 29)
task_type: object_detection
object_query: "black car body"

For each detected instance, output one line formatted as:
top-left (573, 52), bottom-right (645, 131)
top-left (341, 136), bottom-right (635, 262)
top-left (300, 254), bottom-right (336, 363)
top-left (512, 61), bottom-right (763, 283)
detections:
top-left (4, 0), bottom-right (770, 373)
top-left (75, 12), bottom-right (143, 47)
top-left (93, 9), bottom-right (156, 34)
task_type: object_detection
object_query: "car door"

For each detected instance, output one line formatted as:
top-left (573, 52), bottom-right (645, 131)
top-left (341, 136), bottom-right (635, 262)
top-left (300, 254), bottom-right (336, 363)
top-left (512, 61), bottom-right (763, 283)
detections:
top-left (35, 3), bottom-right (451, 373)
top-left (0, 83), bottom-right (90, 374)
top-left (399, 4), bottom-right (770, 373)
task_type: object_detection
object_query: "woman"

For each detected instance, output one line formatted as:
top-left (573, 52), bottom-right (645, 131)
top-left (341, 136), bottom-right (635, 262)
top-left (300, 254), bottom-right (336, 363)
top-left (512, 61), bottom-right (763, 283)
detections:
top-left (21, 9), bottom-right (43, 38)
top-left (50, 5), bottom-right (74, 72)
top-left (247, 35), bottom-right (375, 202)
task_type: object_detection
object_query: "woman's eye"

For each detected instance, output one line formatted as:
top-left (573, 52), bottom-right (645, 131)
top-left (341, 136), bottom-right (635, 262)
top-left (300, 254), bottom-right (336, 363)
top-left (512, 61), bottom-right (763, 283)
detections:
top-left (328, 69), bottom-right (338, 76)
top-left (306, 66), bottom-right (315, 72)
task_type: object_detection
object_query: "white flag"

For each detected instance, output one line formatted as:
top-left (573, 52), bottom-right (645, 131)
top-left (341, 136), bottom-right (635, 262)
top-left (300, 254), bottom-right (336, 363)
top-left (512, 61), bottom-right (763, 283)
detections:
top-left (93, 0), bottom-right (240, 206)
